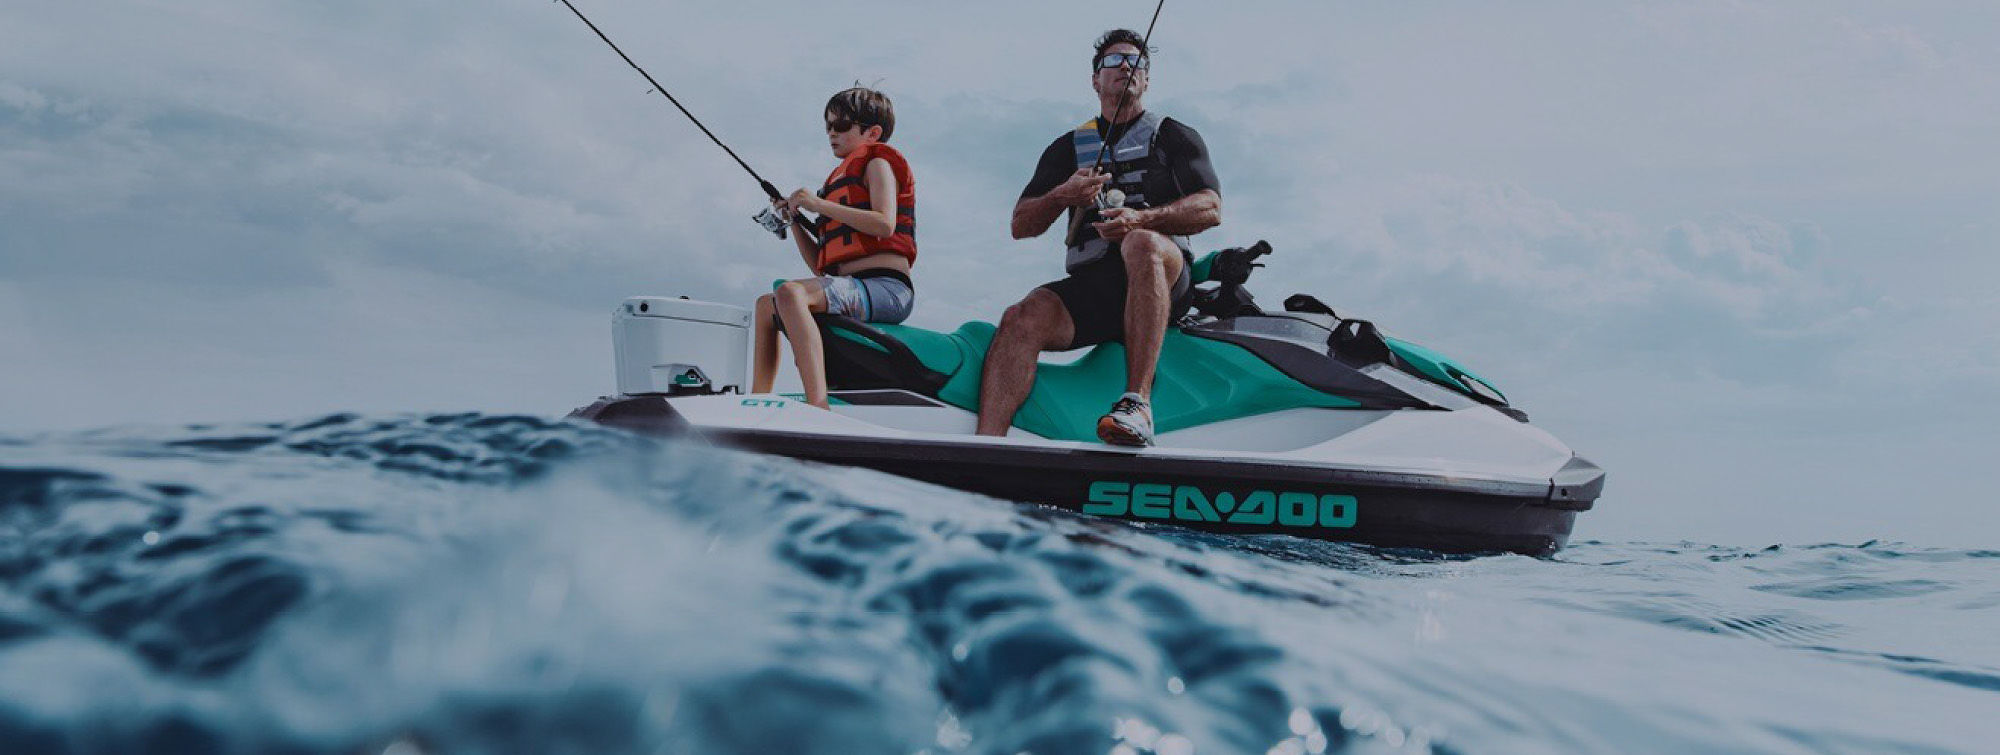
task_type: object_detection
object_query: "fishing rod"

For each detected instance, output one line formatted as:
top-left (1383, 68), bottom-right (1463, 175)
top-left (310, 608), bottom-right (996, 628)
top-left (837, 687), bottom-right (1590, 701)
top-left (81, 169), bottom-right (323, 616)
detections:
top-left (1070, 0), bottom-right (1167, 243)
top-left (555, 0), bottom-right (815, 243)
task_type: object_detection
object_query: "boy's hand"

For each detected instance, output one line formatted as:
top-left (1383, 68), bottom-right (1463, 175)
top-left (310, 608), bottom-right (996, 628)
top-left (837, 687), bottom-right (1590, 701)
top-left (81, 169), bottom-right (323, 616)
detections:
top-left (1049, 168), bottom-right (1111, 207)
top-left (784, 188), bottom-right (823, 216)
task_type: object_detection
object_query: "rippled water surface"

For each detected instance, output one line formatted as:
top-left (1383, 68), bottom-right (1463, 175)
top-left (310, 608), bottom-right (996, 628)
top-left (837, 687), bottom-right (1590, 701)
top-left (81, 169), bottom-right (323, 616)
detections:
top-left (1, 414), bottom-right (1995, 753)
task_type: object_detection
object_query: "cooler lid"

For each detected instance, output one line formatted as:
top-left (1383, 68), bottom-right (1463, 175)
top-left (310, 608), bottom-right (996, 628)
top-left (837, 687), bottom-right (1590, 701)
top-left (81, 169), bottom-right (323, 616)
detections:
top-left (621, 297), bottom-right (750, 326)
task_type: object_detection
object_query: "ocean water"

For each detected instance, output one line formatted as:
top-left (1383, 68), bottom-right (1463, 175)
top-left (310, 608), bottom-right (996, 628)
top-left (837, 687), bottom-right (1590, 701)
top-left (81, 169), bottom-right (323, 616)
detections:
top-left (0, 414), bottom-right (1995, 754)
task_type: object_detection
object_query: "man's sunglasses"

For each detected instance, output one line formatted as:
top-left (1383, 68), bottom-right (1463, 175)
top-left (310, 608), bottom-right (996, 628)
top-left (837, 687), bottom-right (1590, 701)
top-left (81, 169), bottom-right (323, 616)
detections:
top-left (1095, 52), bottom-right (1150, 71)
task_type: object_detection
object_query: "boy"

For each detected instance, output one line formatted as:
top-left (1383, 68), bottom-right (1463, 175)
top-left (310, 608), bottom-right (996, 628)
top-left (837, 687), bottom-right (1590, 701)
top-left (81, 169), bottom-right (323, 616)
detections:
top-left (751, 87), bottom-right (917, 409)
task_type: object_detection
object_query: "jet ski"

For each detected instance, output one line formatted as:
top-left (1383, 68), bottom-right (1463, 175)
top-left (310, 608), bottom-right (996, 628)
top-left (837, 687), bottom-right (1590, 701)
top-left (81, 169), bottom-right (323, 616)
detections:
top-left (571, 242), bottom-right (1604, 555)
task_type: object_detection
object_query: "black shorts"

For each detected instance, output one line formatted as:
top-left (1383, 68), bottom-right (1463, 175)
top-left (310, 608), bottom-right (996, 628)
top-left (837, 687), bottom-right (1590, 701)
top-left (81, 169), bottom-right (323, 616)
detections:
top-left (1040, 247), bottom-right (1195, 350)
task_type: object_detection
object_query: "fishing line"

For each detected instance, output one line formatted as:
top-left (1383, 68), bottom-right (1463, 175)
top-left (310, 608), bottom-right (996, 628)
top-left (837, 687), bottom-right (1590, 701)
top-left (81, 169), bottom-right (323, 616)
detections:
top-left (555, 0), bottom-right (815, 242)
top-left (1089, 0), bottom-right (1167, 180)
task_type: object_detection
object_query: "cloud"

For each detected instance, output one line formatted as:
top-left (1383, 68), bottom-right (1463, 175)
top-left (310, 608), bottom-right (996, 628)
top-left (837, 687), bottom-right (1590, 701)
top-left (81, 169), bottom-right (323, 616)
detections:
top-left (0, 81), bottom-right (46, 111)
top-left (0, 1), bottom-right (1971, 388)
top-left (0, 261), bottom-right (606, 431)
top-left (1191, 167), bottom-right (1865, 381)
top-left (1833, 18), bottom-right (1946, 73)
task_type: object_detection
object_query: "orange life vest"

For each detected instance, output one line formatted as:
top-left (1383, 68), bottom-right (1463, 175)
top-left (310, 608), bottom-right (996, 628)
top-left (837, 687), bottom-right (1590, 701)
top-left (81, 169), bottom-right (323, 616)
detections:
top-left (813, 142), bottom-right (915, 274)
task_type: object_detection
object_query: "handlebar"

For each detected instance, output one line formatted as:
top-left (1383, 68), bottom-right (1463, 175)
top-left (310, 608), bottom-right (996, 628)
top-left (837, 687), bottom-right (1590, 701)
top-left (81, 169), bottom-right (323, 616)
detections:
top-left (1208, 240), bottom-right (1273, 285)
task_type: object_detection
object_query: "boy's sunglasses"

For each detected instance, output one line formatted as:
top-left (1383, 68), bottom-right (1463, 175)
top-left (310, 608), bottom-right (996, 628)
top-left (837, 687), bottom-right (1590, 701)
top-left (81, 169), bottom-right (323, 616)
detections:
top-left (825, 118), bottom-right (856, 133)
top-left (1095, 52), bottom-right (1150, 71)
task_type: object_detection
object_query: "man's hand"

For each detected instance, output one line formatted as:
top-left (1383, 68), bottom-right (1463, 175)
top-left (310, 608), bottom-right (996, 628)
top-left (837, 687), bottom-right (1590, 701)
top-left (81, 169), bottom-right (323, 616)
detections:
top-left (1048, 168), bottom-right (1111, 207)
top-left (1091, 206), bottom-right (1145, 240)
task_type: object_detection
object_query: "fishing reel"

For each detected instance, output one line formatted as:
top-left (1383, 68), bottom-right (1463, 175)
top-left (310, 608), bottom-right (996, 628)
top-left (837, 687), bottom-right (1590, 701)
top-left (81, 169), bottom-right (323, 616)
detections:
top-left (1063, 187), bottom-right (1130, 248)
top-left (752, 205), bottom-right (790, 240)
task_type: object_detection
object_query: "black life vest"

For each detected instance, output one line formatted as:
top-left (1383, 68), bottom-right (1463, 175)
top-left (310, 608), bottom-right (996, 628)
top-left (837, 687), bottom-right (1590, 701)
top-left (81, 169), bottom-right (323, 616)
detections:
top-left (1063, 111), bottom-right (1192, 271)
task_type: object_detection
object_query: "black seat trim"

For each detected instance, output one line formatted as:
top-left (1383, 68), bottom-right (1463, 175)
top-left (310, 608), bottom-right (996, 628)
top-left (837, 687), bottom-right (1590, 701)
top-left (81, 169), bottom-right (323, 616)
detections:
top-left (809, 314), bottom-right (950, 394)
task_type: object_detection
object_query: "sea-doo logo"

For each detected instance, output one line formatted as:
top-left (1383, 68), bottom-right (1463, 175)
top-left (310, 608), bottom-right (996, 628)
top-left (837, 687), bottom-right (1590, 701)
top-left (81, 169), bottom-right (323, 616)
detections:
top-left (1084, 482), bottom-right (1357, 529)
top-left (741, 398), bottom-right (787, 408)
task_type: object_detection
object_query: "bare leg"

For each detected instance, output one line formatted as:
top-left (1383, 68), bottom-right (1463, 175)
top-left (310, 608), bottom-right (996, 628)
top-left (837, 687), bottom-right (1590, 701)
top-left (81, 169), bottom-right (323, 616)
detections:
top-left (751, 293), bottom-right (780, 394)
top-left (976, 288), bottom-right (1074, 436)
top-left (1119, 231), bottom-right (1184, 399)
top-left (773, 279), bottom-right (832, 409)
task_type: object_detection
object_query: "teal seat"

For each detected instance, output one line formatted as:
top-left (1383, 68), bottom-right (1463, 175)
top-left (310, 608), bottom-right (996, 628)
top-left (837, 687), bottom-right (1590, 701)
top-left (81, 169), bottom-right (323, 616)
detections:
top-left (839, 321), bottom-right (1357, 442)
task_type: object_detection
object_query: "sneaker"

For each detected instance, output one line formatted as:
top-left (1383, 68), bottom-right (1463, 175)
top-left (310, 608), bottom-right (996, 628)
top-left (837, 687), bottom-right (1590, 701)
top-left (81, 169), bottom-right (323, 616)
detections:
top-left (1097, 392), bottom-right (1155, 447)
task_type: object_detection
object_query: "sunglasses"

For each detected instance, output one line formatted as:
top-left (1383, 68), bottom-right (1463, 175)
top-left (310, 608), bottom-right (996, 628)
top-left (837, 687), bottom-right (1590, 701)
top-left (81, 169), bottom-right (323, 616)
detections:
top-left (825, 117), bottom-right (856, 133)
top-left (1095, 52), bottom-right (1150, 71)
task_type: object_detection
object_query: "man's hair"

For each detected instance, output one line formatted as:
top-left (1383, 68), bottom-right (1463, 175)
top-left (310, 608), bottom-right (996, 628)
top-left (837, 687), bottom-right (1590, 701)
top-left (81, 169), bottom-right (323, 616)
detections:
top-left (1092, 28), bottom-right (1150, 69)
top-left (825, 87), bottom-right (895, 142)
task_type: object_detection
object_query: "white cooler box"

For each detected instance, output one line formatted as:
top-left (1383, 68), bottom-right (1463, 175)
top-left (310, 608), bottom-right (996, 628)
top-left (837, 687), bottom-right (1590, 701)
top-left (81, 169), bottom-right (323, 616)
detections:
top-left (612, 297), bottom-right (751, 396)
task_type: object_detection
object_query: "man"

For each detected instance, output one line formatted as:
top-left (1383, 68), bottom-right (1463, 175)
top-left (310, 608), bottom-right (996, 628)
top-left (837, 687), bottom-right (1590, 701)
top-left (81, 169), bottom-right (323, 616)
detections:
top-left (975, 28), bottom-right (1223, 446)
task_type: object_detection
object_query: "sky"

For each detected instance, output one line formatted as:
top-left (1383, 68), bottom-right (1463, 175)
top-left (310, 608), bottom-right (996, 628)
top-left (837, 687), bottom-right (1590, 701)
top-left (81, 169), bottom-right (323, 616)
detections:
top-left (2, 1), bottom-right (1996, 547)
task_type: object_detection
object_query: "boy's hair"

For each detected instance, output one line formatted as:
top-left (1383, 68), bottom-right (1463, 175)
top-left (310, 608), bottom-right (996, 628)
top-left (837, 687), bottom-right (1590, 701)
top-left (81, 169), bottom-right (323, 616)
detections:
top-left (825, 87), bottom-right (895, 142)
top-left (1092, 28), bottom-right (1150, 69)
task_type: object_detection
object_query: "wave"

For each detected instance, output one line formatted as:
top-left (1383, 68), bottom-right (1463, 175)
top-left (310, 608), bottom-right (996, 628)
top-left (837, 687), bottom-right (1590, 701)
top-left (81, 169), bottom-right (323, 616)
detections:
top-left (1, 414), bottom-right (1995, 753)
